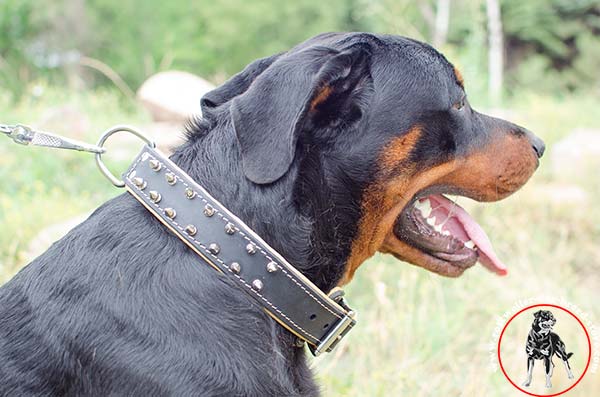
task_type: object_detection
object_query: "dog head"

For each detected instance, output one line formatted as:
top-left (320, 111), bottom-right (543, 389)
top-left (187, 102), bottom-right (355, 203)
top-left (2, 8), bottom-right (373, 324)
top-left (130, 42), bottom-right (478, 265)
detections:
top-left (199, 32), bottom-right (543, 287)
top-left (533, 310), bottom-right (556, 334)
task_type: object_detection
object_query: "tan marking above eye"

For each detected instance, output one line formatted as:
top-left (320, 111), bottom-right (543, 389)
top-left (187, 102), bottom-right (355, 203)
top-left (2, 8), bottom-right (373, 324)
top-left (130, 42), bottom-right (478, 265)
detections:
top-left (309, 85), bottom-right (332, 111)
top-left (453, 97), bottom-right (465, 110)
top-left (453, 66), bottom-right (464, 88)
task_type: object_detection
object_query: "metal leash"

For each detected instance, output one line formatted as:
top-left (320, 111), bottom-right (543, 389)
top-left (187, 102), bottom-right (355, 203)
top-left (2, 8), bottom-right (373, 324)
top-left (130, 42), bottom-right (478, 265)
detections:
top-left (1, 123), bottom-right (156, 187)
top-left (0, 123), bottom-right (106, 154)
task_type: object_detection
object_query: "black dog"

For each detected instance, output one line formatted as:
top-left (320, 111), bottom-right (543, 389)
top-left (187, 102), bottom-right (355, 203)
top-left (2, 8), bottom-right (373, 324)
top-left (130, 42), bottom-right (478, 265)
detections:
top-left (522, 310), bottom-right (574, 388)
top-left (0, 32), bottom-right (544, 395)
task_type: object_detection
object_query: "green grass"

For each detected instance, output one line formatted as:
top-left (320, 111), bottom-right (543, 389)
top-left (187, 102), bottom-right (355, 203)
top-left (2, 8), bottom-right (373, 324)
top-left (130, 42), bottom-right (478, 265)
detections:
top-left (1, 87), bottom-right (599, 396)
top-left (0, 86), bottom-right (148, 281)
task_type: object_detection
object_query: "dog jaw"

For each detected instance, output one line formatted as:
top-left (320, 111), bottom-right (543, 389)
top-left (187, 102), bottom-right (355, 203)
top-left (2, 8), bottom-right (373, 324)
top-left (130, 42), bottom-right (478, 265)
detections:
top-left (341, 127), bottom-right (541, 284)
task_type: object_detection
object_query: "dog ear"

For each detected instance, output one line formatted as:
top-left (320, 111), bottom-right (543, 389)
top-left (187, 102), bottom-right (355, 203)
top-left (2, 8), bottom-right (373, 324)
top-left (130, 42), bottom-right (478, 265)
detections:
top-left (200, 53), bottom-right (283, 118)
top-left (231, 44), bottom-right (371, 184)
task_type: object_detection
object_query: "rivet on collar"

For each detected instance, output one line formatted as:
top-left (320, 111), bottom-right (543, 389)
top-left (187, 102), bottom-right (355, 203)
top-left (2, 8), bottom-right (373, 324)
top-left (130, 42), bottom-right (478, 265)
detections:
top-left (149, 159), bottom-right (161, 171)
top-left (246, 243), bottom-right (257, 255)
top-left (185, 188), bottom-right (196, 199)
top-left (185, 224), bottom-right (197, 236)
top-left (252, 279), bottom-right (263, 291)
top-left (208, 243), bottom-right (220, 255)
top-left (224, 222), bottom-right (236, 235)
top-left (230, 262), bottom-right (241, 274)
top-left (149, 190), bottom-right (161, 204)
top-left (133, 177), bottom-right (147, 190)
top-left (266, 261), bottom-right (278, 273)
top-left (204, 204), bottom-right (215, 217)
top-left (164, 208), bottom-right (176, 219)
top-left (165, 172), bottom-right (176, 185)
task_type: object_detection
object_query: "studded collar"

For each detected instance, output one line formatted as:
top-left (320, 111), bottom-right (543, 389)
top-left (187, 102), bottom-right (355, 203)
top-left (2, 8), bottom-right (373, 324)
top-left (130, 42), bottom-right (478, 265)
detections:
top-left (123, 145), bottom-right (356, 356)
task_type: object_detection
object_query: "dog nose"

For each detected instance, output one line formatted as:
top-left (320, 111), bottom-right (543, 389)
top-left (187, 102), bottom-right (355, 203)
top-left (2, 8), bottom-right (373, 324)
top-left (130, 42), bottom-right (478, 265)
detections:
top-left (523, 128), bottom-right (545, 158)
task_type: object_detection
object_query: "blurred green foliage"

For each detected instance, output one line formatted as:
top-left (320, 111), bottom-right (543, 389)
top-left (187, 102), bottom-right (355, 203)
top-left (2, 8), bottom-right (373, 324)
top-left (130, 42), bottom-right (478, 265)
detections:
top-left (1, 3), bottom-right (600, 395)
top-left (501, 0), bottom-right (600, 94)
top-left (1, 0), bottom-right (599, 101)
top-left (0, 0), bottom-right (41, 94)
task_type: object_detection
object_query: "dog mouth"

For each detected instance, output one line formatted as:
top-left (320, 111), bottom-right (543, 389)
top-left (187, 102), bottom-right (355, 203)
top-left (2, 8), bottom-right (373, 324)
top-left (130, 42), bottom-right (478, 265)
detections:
top-left (392, 192), bottom-right (508, 276)
top-left (540, 320), bottom-right (555, 330)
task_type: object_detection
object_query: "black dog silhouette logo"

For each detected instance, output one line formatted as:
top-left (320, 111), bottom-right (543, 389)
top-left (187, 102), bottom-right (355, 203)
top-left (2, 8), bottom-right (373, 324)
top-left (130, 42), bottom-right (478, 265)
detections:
top-left (522, 310), bottom-right (575, 388)
top-left (496, 303), bottom-right (593, 395)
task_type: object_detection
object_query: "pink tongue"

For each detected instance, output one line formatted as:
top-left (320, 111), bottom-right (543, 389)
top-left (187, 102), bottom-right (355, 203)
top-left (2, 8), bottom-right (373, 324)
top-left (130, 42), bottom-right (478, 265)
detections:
top-left (429, 194), bottom-right (508, 276)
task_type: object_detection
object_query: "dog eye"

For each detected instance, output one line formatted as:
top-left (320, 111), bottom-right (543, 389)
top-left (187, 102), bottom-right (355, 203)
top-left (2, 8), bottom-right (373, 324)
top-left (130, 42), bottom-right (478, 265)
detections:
top-left (453, 97), bottom-right (465, 110)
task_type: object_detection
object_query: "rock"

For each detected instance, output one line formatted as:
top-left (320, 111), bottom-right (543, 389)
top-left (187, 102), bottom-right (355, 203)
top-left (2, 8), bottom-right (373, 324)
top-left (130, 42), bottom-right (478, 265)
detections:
top-left (100, 122), bottom-right (186, 162)
top-left (142, 122), bottom-right (187, 153)
top-left (34, 106), bottom-right (91, 140)
top-left (551, 129), bottom-right (600, 179)
top-left (137, 71), bottom-right (215, 122)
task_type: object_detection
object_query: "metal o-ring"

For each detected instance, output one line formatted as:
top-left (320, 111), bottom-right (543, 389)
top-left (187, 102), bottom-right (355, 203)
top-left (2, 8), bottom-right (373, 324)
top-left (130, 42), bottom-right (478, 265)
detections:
top-left (95, 125), bottom-right (156, 187)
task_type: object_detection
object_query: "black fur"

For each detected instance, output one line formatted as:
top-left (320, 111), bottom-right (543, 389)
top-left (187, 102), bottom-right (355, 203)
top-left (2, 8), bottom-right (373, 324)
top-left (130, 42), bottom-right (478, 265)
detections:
top-left (0, 32), bottom-right (541, 395)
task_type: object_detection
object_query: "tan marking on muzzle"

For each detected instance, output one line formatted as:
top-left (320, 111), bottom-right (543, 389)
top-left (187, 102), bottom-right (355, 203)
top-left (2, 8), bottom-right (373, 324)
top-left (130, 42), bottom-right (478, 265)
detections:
top-left (339, 129), bottom-right (539, 284)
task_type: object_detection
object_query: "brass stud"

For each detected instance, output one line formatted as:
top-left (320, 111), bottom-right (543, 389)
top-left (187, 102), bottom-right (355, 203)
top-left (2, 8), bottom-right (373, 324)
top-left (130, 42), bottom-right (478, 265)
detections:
top-left (208, 243), bottom-right (220, 255)
top-left (133, 177), bottom-right (147, 190)
top-left (185, 188), bottom-right (196, 199)
top-left (165, 172), bottom-right (176, 185)
top-left (266, 261), bottom-right (278, 273)
top-left (224, 222), bottom-right (236, 235)
top-left (251, 279), bottom-right (263, 291)
top-left (164, 208), bottom-right (176, 219)
top-left (204, 204), bottom-right (215, 217)
top-left (246, 243), bottom-right (257, 255)
top-left (230, 262), bottom-right (241, 274)
top-left (149, 190), bottom-right (162, 204)
top-left (185, 224), bottom-right (197, 236)
top-left (149, 159), bottom-right (161, 171)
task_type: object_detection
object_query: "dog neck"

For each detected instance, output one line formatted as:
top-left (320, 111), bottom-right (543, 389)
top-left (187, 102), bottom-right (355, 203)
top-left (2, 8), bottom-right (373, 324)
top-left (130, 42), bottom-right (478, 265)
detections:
top-left (538, 327), bottom-right (551, 336)
top-left (168, 116), bottom-right (363, 292)
top-left (533, 325), bottom-right (551, 336)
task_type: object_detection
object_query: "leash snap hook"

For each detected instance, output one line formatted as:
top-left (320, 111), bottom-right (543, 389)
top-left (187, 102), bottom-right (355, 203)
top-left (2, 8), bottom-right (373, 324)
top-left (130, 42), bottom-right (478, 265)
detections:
top-left (1, 123), bottom-right (106, 154)
top-left (95, 125), bottom-right (156, 187)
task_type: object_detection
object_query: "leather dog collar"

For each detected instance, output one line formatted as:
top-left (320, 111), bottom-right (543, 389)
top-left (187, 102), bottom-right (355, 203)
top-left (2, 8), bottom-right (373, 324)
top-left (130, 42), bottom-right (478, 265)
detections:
top-left (123, 145), bottom-right (356, 355)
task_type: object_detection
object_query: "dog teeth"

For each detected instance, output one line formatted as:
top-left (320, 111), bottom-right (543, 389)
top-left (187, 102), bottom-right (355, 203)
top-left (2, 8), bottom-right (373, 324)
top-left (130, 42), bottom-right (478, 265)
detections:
top-left (464, 240), bottom-right (475, 249)
top-left (414, 198), bottom-right (432, 218)
top-left (426, 216), bottom-right (436, 227)
top-left (415, 200), bottom-right (451, 236)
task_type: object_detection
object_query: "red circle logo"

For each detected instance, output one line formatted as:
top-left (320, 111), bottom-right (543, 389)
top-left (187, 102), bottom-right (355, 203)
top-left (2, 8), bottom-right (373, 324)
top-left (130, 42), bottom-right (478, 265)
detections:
top-left (497, 304), bottom-right (592, 396)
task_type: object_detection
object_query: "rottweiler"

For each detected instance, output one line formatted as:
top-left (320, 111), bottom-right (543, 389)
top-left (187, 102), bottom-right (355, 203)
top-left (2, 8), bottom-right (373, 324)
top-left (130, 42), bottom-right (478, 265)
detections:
top-left (522, 310), bottom-right (574, 388)
top-left (0, 32), bottom-right (544, 395)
